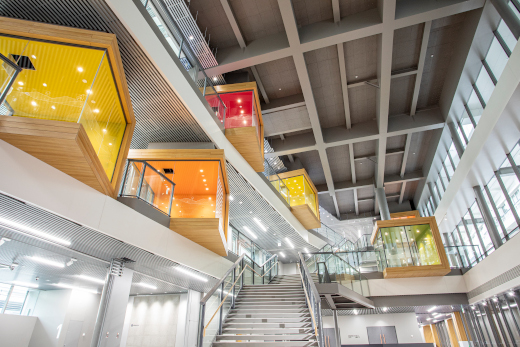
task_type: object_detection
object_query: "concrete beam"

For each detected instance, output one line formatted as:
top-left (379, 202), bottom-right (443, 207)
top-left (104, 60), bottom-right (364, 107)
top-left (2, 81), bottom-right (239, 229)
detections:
top-left (337, 43), bottom-right (352, 128)
top-left (251, 65), bottom-right (270, 104)
top-left (400, 133), bottom-right (412, 177)
top-left (374, 0), bottom-right (396, 189)
top-left (202, 0), bottom-right (484, 78)
top-left (219, 0), bottom-right (246, 48)
top-left (399, 181), bottom-right (407, 204)
top-left (410, 21), bottom-right (432, 116)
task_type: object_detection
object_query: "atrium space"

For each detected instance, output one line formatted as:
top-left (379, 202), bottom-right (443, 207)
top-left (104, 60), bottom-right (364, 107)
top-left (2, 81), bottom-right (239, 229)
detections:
top-left (1, 0), bottom-right (520, 347)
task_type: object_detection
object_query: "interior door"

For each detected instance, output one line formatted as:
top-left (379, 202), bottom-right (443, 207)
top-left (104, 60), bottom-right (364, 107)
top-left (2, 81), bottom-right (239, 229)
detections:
top-left (367, 326), bottom-right (383, 344)
top-left (381, 326), bottom-right (398, 344)
top-left (63, 320), bottom-right (83, 347)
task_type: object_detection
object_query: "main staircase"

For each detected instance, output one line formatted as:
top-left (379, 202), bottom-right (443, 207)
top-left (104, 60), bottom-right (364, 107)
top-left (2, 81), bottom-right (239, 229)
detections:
top-left (213, 274), bottom-right (319, 346)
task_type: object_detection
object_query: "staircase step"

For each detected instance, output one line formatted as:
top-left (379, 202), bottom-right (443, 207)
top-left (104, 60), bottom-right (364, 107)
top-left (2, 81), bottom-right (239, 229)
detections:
top-left (223, 322), bottom-right (313, 329)
top-left (228, 312), bottom-right (311, 318)
top-left (239, 291), bottom-right (304, 296)
top-left (213, 342), bottom-right (318, 346)
top-left (216, 334), bottom-right (316, 341)
top-left (225, 318), bottom-right (312, 323)
top-left (222, 328), bottom-right (314, 334)
top-left (236, 300), bottom-right (306, 305)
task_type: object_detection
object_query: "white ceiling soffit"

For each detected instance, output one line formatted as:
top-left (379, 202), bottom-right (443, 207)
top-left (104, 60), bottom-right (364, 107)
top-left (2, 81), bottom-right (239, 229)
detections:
top-left (106, 0), bottom-right (312, 245)
top-left (0, 193), bottom-right (218, 293)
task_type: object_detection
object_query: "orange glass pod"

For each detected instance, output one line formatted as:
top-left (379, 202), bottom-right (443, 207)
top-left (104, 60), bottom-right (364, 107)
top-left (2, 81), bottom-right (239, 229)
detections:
top-left (126, 149), bottom-right (229, 256)
top-left (370, 216), bottom-right (451, 278)
top-left (205, 82), bottom-right (264, 172)
top-left (273, 169), bottom-right (320, 229)
top-left (0, 18), bottom-right (135, 198)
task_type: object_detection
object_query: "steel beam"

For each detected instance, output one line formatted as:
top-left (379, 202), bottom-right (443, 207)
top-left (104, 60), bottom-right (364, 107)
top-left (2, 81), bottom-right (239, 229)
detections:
top-left (202, 0), bottom-right (484, 78)
top-left (375, 0), bottom-right (396, 189)
top-left (278, 0), bottom-right (341, 218)
top-left (337, 43), bottom-right (352, 128)
top-left (399, 181), bottom-right (407, 204)
top-left (400, 134), bottom-right (412, 177)
top-left (220, 0), bottom-right (246, 48)
top-left (332, 0), bottom-right (341, 24)
top-left (349, 144), bottom-right (356, 183)
top-left (410, 21), bottom-right (432, 116)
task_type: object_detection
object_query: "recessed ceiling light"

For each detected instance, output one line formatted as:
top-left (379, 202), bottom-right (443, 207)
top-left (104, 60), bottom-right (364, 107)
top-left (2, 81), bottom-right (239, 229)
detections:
top-left (31, 101), bottom-right (37, 106)
top-left (77, 275), bottom-right (105, 285)
top-left (430, 54), bottom-right (434, 58)
top-left (229, 196), bottom-right (234, 201)
top-left (18, 81), bottom-right (23, 86)
top-left (93, 109), bottom-right (99, 113)
top-left (200, 169), bottom-right (203, 172)
top-left (82, 79), bottom-right (87, 83)
top-left (0, 216), bottom-right (70, 246)
top-left (213, 77), bottom-right (217, 81)
top-left (43, 83), bottom-right (47, 87)
top-left (279, 88), bottom-right (282, 90)
top-left (243, 226), bottom-right (257, 239)
top-left (136, 282), bottom-right (157, 289)
top-left (355, 75), bottom-right (359, 79)
top-left (31, 55), bottom-right (36, 59)
top-left (189, 35), bottom-right (194, 40)
top-left (29, 256), bottom-right (64, 268)
top-left (239, 201), bottom-right (242, 204)
top-left (77, 67), bottom-right (83, 72)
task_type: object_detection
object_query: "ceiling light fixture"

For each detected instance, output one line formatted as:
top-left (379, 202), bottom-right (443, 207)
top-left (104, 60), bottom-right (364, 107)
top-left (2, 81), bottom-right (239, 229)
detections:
top-left (43, 83), bottom-right (47, 87)
top-left (243, 226), bottom-right (257, 239)
top-left (176, 267), bottom-right (208, 282)
top-left (53, 283), bottom-right (98, 294)
top-left (31, 55), bottom-right (36, 59)
top-left (18, 81), bottom-right (23, 86)
top-left (31, 101), bottom-right (37, 106)
top-left (213, 77), bottom-right (217, 81)
top-left (137, 282), bottom-right (157, 289)
top-left (285, 237), bottom-right (295, 249)
top-left (29, 256), bottom-right (65, 268)
top-left (382, 307), bottom-right (388, 312)
top-left (77, 275), bottom-right (105, 285)
top-left (279, 252), bottom-right (285, 258)
top-left (278, 242), bottom-right (281, 247)
top-left (77, 67), bottom-right (84, 72)
top-left (427, 306), bottom-right (437, 312)
top-left (189, 35), bottom-right (194, 40)
top-left (13, 281), bottom-right (39, 289)
top-left (0, 218), bottom-right (71, 245)
top-left (253, 218), bottom-right (267, 232)
top-left (51, 106), bottom-right (56, 110)
top-left (0, 237), bottom-right (11, 246)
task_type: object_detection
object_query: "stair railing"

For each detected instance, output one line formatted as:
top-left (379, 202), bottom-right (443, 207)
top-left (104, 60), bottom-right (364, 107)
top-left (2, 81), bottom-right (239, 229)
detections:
top-left (298, 252), bottom-right (325, 347)
top-left (197, 254), bottom-right (279, 347)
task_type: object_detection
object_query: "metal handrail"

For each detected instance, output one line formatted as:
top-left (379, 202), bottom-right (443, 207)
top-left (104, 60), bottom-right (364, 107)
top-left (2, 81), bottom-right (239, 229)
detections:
top-left (297, 263), bottom-right (318, 337)
top-left (298, 253), bottom-right (320, 303)
top-left (202, 261), bottom-right (278, 336)
top-left (201, 254), bottom-right (244, 304)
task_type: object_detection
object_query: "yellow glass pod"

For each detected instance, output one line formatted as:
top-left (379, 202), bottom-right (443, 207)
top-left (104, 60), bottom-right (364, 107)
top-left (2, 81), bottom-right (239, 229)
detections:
top-left (0, 35), bottom-right (127, 181)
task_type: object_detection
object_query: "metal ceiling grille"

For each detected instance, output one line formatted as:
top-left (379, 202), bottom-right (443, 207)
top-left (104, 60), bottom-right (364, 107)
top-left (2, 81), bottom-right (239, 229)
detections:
top-left (0, 0), bottom-right (211, 149)
top-left (0, 193), bottom-right (218, 293)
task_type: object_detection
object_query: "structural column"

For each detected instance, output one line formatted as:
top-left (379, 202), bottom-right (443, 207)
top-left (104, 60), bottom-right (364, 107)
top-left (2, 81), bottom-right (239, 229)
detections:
top-left (473, 186), bottom-right (503, 249)
top-left (91, 259), bottom-right (134, 347)
top-left (375, 188), bottom-right (391, 220)
top-left (333, 310), bottom-right (341, 347)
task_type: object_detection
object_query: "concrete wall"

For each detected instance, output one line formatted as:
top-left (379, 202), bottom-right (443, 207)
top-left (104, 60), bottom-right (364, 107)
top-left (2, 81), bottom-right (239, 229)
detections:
top-left (28, 290), bottom-right (72, 347)
top-left (124, 294), bottom-right (183, 347)
top-left (0, 140), bottom-right (232, 279)
top-left (323, 313), bottom-right (424, 345)
top-left (279, 262), bottom-right (298, 275)
top-left (58, 290), bottom-right (101, 347)
top-left (0, 314), bottom-right (37, 347)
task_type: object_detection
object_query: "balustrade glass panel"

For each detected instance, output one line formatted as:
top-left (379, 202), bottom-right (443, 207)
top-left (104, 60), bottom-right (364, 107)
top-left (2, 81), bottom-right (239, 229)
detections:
top-left (138, 164), bottom-right (173, 214)
top-left (121, 161), bottom-right (144, 196)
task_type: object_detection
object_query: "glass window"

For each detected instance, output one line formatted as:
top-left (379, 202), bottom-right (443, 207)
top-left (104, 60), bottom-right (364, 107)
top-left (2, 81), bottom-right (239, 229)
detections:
top-left (448, 142), bottom-right (460, 169)
top-left (459, 109), bottom-right (474, 144)
top-left (486, 36), bottom-right (509, 80)
top-left (440, 162), bottom-right (450, 188)
top-left (4, 286), bottom-right (28, 315)
top-left (0, 283), bottom-right (10, 311)
top-left (508, 142), bottom-right (520, 166)
top-left (508, 1), bottom-right (520, 20)
top-left (475, 66), bottom-right (495, 105)
top-left (497, 20), bottom-right (517, 54)
top-left (487, 176), bottom-right (518, 238)
top-left (499, 171), bottom-right (520, 239)
top-left (467, 91), bottom-right (483, 127)
top-left (436, 175), bottom-right (445, 197)
top-left (483, 186), bottom-right (508, 242)
top-left (470, 202), bottom-right (494, 255)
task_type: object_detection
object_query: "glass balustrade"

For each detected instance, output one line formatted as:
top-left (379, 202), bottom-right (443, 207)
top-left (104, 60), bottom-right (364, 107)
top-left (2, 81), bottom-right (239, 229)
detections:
top-left (262, 160), bottom-right (290, 204)
top-left (276, 170), bottom-right (319, 218)
top-left (375, 223), bottom-right (442, 268)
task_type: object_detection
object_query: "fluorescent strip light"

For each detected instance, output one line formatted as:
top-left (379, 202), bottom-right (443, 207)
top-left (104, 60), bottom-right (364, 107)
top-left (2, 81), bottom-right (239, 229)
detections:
top-left (53, 283), bottom-right (98, 294)
top-left (0, 217), bottom-right (71, 246)
top-left (304, 248), bottom-right (310, 254)
top-left (427, 306), bottom-right (437, 312)
top-left (253, 218), bottom-right (267, 232)
top-left (279, 252), bottom-right (285, 258)
top-left (76, 275), bottom-right (105, 285)
top-left (176, 267), bottom-right (208, 282)
top-left (13, 281), bottom-right (39, 288)
top-left (29, 256), bottom-right (64, 268)
top-left (137, 282), bottom-right (157, 289)
top-left (243, 226), bottom-right (257, 239)
top-left (285, 237), bottom-right (294, 249)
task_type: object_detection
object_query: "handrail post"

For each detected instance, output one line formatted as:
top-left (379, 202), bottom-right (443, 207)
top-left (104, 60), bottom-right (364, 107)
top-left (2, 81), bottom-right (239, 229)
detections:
top-left (198, 304), bottom-right (205, 347)
top-left (231, 268), bottom-right (236, 309)
top-left (218, 282), bottom-right (224, 335)
top-left (240, 258), bottom-right (244, 289)
top-left (261, 266), bottom-right (264, 284)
